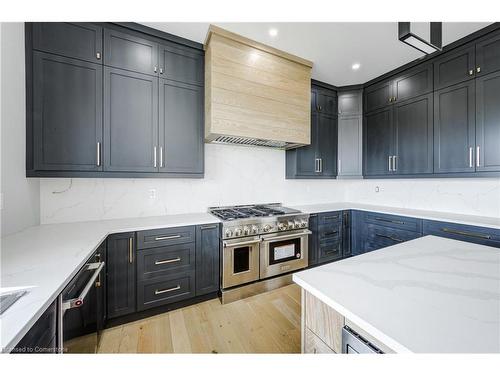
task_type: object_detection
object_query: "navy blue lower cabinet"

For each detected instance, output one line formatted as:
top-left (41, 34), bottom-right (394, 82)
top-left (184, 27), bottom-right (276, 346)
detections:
top-left (350, 210), bottom-right (365, 256)
top-left (195, 223), bottom-right (220, 296)
top-left (423, 220), bottom-right (500, 248)
top-left (307, 214), bottom-right (319, 266)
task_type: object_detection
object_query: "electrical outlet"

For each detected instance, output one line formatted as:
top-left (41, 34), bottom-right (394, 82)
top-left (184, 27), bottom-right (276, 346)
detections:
top-left (149, 189), bottom-right (157, 200)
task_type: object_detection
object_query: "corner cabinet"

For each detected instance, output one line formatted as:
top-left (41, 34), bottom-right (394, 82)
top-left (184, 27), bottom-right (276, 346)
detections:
top-left (26, 22), bottom-right (204, 178)
top-left (286, 84), bottom-right (338, 179)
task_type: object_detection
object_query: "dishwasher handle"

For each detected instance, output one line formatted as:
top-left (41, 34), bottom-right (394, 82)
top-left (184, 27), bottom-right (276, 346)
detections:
top-left (61, 262), bottom-right (104, 311)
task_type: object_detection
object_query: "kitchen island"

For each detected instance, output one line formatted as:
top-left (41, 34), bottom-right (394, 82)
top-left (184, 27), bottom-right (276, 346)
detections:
top-left (293, 235), bottom-right (500, 353)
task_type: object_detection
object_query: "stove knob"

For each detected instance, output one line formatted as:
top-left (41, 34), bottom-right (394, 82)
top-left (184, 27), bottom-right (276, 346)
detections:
top-left (243, 226), bottom-right (250, 235)
top-left (301, 219), bottom-right (308, 228)
top-left (225, 229), bottom-right (233, 238)
top-left (234, 228), bottom-right (243, 237)
top-left (287, 221), bottom-right (295, 229)
top-left (294, 220), bottom-right (301, 228)
top-left (251, 225), bottom-right (259, 234)
top-left (263, 224), bottom-right (272, 232)
top-left (278, 222), bottom-right (287, 231)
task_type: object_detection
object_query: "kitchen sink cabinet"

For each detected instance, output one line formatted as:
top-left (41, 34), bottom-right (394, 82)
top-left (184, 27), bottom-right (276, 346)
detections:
top-left (106, 232), bottom-right (136, 319)
top-left (26, 22), bottom-right (204, 178)
top-left (286, 83), bottom-right (338, 179)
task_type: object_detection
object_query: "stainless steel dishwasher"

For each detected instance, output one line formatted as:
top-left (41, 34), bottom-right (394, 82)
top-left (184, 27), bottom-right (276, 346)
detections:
top-left (342, 326), bottom-right (384, 354)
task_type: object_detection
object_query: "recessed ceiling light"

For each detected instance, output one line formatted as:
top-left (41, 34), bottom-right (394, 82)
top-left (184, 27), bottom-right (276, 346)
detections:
top-left (352, 63), bottom-right (361, 70)
top-left (269, 28), bottom-right (278, 37)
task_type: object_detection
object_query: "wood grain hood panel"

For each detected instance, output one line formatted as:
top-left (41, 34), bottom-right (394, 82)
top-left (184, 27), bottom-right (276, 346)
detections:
top-left (204, 25), bottom-right (313, 149)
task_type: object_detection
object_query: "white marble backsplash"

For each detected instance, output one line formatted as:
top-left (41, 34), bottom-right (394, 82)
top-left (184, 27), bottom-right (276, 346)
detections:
top-left (40, 144), bottom-right (500, 224)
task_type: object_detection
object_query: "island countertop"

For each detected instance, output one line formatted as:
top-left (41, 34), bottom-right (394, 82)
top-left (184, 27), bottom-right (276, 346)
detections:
top-left (293, 235), bottom-right (500, 353)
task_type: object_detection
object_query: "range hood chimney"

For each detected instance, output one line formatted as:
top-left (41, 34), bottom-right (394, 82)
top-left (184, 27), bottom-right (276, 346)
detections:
top-left (204, 25), bottom-right (313, 150)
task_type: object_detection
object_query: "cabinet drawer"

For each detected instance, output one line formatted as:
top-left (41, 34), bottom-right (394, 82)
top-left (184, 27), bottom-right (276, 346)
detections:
top-left (423, 220), bottom-right (500, 248)
top-left (137, 243), bottom-right (195, 281)
top-left (137, 272), bottom-right (195, 311)
top-left (365, 223), bottom-right (421, 251)
top-left (318, 211), bottom-right (342, 226)
top-left (318, 239), bottom-right (342, 263)
top-left (364, 212), bottom-right (422, 233)
top-left (318, 223), bottom-right (342, 242)
top-left (137, 226), bottom-right (195, 249)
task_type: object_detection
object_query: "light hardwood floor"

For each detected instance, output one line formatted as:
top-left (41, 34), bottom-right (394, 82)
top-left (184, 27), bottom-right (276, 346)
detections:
top-left (98, 284), bottom-right (301, 354)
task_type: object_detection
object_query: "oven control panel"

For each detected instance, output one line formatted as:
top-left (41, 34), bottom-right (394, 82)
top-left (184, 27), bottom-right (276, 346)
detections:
top-left (222, 215), bottom-right (309, 239)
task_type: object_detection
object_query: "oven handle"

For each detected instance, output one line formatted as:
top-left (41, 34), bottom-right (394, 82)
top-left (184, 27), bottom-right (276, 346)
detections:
top-left (261, 230), bottom-right (312, 242)
top-left (223, 239), bottom-right (261, 248)
top-left (61, 262), bottom-right (105, 311)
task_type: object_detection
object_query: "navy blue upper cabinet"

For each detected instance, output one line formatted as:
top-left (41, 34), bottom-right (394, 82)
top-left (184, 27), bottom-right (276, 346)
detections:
top-left (363, 107), bottom-right (394, 176)
top-left (159, 43), bottom-right (204, 86)
top-left (364, 80), bottom-right (393, 113)
top-left (286, 84), bottom-right (338, 179)
top-left (393, 93), bottom-right (434, 175)
top-left (104, 28), bottom-right (159, 76)
top-left (433, 45), bottom-right (475, 90)
top-left (392, 64), bottom-right (433, 103)
top-left (32, 52), bottom-right (103, 172)
top-left (433, 80), bottom-right (475, 174)
top-left (475, 70), bottom-right (500, 172)
top-left (32, 23), bottom-right (103, 63)
top-left (475, 31), bottom-right (500, 77)
top-left (104, 67), bottom-right (159, 173)
top-left (159, 79), bottom-right (204, 175)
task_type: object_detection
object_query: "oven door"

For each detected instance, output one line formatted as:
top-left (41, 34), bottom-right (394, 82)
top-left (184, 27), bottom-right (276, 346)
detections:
top-left (260, 229), bottom-right (311, 279)
top-left (222, 236), bottom-right (261, 289)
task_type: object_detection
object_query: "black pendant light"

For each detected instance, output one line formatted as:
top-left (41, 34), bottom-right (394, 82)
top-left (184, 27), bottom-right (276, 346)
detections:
top-left (398, 22), bottom-right (442, 54)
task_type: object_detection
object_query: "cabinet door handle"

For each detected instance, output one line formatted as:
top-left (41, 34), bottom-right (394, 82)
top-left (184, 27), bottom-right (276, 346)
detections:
top-left (159, 68), bottom-right (164, 74)
top-left (476, 146), bottom-right (480, 167)
top-left (96, 52), bottom-right (101, 60)
top-left (388, 156), bottom-right (393, 171)
top-left (153, 146), bottom-right (157, 168)
top-left (155, 234), bottom-right (181, 241)
top-left (129, 237), bottom-right (133, 264)
top-left (155, 285), bottom-right (180, 295)
top-left (315, 158), bottom-right (320, 173)
top-left (155, 257), bottom-right (181, 265)
top-left (441, 227), bottom-right (491, 240)
top-left (319, 158), bottom-right (323, 173)
top-left (468, 69), bottom-right (474, 76)
top-left (96, 142), bottom-right (101, 167)
top-left (393, 155), bottom-right (397, 171)
top-left (159, 147), bottom-right (164, 168)
top-left (389, 97), bottom-right (393, 103)
top-left (476, 66), bottom-right (481, 73)
top-left (469, 147), bottom-right (473, 168)
top-left (154, 66), bottom-right (158, 73)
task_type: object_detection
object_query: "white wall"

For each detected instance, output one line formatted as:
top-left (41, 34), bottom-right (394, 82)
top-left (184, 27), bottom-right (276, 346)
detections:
top-left (40, 144), bottom-right (347, 224)
top-left (1, 23), bottom-right (40, 236)
top-left (344, 178), bottom-right (500, 218)
top-left (40, 141), bottom-right (500, 224)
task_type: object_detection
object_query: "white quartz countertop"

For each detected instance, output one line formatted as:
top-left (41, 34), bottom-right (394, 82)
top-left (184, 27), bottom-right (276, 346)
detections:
top-left (290, 202), bottom-right (500, 230)
top-left (0, 212), bottom-right (220, 352)
top-left (293, 235), bottom-right (500, 353)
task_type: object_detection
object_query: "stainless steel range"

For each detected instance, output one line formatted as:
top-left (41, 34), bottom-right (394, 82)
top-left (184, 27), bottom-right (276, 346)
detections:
top-left (209, 203), bottom-right (310, 300)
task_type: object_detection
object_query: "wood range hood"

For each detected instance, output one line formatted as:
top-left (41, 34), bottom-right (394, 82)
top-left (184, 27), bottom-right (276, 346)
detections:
top-left (204, 25), bottom-right (313, 149)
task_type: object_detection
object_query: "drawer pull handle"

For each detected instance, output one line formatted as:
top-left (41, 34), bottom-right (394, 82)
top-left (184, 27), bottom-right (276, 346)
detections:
top-left (155, 257), bottom-right (181, 265)
top-left (323, 215), bottom-right (340, 220)
top-left (155, 285), bottom-right (180, 295)
top-left (374, 217), bottom-right (405, 225)
top-left (200, 225), bottom-right (218, 229)
top-left (323, 231), bottom-right (338, 236)
top-left (155, 235), bottom-right (182, 241)
top-left (441, 228), bottom-right (491, 240)
top-left (375, 233), bottom-right (403, 242)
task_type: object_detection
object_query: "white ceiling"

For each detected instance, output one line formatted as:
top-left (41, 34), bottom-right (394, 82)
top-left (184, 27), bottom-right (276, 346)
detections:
top-left (143, 22), bottom-right (491, 86)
